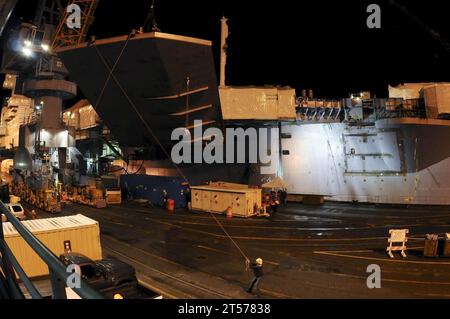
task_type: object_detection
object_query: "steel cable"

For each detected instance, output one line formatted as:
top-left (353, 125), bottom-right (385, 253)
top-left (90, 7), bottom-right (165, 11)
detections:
top-left (91, 36), bottom-right (189, 183)
top-left (208, 212), bottom-right (250, 272)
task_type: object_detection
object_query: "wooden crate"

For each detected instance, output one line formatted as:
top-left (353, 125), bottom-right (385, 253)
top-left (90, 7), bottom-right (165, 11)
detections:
top-left (106, 189), bottom-right (122, 205)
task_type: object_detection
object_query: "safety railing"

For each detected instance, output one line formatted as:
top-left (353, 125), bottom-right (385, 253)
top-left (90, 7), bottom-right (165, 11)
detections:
top-left (0, 201), bottom-right (104, 299)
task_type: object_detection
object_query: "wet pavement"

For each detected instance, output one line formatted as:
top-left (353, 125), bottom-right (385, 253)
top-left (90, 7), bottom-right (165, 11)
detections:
top-left (27, 201), bottom-right (450, 299)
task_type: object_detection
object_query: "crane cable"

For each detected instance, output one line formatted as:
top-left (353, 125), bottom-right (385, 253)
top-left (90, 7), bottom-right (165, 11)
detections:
top-left (91, 35), bottom-right (189, 184)
top-left (92, 33), bottom-right (133, 123)
top-left (208, 211), bottom-right (251, 272)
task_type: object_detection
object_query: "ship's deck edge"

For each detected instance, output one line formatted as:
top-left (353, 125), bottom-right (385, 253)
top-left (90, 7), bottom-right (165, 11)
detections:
top-left (55, 31), bottom-right (212, 53)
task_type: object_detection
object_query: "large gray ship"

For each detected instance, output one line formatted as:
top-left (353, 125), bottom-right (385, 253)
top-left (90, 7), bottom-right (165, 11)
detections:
top-left (53, 29), bottom-right (450, 205)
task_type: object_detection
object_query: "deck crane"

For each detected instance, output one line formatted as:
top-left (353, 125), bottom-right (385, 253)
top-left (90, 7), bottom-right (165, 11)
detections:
top-left (0, 0), bottom-right (99, 212)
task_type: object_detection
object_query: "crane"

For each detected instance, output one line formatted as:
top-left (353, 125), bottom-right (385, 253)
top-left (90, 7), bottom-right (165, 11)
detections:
top-left (0, 0), bottom-right (99, 212)
top-left (51, 0), bottom-right (99, 50)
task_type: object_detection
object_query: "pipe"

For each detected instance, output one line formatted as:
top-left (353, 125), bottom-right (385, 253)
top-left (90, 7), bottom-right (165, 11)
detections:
top-left (220, 16), bottom-right (229, 87)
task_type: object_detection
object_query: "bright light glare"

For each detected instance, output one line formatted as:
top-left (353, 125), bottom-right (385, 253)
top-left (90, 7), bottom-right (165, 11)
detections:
top-left (41, 43), bottom-right (50, 52)
top-left (22, 47), bottom-right (33, 57)
top-left (24, 40), bottom-right (32, 47)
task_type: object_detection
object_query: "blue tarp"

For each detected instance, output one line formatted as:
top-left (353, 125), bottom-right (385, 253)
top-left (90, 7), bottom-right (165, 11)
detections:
top-left (120, 175), bottom-right (188, 208)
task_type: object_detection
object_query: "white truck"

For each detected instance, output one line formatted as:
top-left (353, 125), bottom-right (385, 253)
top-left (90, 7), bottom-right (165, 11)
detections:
top-left (1, 203), bottom-right (26, 222)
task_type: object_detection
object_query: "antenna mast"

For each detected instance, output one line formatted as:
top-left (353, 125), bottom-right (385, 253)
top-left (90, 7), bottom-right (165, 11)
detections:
top-left (220, 16), bottom-right (229, 87)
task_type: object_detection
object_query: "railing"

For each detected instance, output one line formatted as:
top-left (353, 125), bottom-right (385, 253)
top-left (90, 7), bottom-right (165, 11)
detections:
top-left (0, 201), bottom-right (104, 299)
top-left (296, 97), bottom-right (431, 123)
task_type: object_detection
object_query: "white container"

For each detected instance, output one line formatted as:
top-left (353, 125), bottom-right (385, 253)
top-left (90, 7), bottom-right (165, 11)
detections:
top-left (423, 83), bottom-right (450, 118)
top-left (191, 186), bottom-right (261, 218)
top-left (3, 214), bottom-right (102, 278)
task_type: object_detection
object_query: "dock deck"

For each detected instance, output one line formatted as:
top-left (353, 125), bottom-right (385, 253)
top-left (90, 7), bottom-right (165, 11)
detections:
top-left (26, 201), bottom-right (450, 299)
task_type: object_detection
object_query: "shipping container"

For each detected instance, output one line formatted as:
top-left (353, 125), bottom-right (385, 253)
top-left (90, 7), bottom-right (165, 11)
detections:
top-left (191, 186), bottom-right (261, 218)
top-left (3, 214), bottom-right (102, 278)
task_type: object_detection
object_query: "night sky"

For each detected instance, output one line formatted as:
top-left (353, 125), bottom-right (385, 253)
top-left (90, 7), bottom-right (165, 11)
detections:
top-left (1, 0), bottom-right (449, 105)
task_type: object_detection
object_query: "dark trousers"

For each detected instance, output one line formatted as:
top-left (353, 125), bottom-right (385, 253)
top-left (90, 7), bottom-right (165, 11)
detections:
top-left (247, 276), bottom-right (262, 296)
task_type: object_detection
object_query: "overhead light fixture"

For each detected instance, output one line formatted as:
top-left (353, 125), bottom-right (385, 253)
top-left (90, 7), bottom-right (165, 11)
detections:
top-left (24, 40), bottom-right (32, 47)
top-left (14, 147), bottom-right (33, 171)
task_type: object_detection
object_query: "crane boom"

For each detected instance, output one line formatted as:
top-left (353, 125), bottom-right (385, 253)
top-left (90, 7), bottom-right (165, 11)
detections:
top-left (51, 0), bottom-right (99, 50)
top-left (0, 0), bottom-right (18, 36)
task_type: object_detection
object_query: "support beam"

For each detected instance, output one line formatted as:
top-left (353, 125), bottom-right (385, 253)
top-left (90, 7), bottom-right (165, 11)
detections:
top-left (0, 0), bottom-right (18, 37)
top-left (144, 86), bottom-right (210, 101)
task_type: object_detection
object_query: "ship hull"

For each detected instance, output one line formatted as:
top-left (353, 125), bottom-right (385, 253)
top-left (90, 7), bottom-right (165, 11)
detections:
top-left (105, 118), bottom-right (450, 206)
top-left (57, 32), bottom-right (222, 152)
top-left (280, 118), bottom-right (450, 205)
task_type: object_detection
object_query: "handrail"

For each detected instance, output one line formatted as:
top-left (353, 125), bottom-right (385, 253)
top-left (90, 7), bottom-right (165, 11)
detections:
top-left (0, 201), bottom-right (104, 299)
top-left (0, 251), bottom-right (24, 299)
top-left (0, 239), bottom-right (42, 298)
